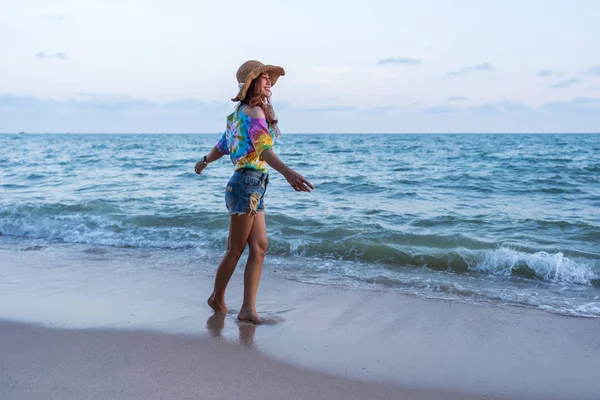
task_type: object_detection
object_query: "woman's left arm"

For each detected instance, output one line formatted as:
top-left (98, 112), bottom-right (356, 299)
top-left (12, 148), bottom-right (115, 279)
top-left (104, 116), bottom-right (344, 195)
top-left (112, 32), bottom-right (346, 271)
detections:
top-left (195, 146), bottom-right (225, 174)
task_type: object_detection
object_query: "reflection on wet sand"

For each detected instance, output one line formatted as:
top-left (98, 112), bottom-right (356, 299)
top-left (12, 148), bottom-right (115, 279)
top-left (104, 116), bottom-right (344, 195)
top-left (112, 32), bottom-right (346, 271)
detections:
top-left (238, 323), bottom-right (256, 347)
top-left (206, 313), bottom-right (225, 338)
top-left (205, 312), bottom-right (256, 347)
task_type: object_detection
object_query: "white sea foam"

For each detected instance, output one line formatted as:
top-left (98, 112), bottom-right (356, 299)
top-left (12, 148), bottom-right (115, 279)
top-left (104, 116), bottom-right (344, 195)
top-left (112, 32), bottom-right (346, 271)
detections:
top-left (474, 247), bottom-right (597, 285)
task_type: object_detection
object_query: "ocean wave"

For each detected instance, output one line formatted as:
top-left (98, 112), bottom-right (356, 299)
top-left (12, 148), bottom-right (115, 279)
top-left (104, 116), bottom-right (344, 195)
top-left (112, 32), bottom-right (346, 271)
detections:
top-left (538, 303), bottom-right (600, 318)
top-left (472, 247), bottom-right (597, 285)
top-left (0, 184), bottom-right (28, 189)
top-left (26, 174), bottom-right (46, 180)
top-left (268, 236), bottom-right (598, 285)
top-left (0, 202), bottom-right (225, 249)
top-left (1, 202), bottom-right (598, 286)
top-left (279, 259), bottom-right (600, 317)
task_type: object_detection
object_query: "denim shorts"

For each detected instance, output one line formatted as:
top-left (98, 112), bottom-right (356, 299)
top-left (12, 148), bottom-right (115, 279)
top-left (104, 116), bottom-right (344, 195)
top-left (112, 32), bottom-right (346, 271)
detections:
top-left (225, 169), bottom-right (269, 215)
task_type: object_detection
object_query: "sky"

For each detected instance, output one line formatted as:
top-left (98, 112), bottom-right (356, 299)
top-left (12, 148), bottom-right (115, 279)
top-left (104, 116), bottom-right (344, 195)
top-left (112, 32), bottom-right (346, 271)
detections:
top-left (1, 0), bottom-right (600, 133)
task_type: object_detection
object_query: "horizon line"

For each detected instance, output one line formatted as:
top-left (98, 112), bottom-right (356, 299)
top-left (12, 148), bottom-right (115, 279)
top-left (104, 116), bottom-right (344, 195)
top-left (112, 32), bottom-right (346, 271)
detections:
top-left (1, 132), bottom-right (599, 135)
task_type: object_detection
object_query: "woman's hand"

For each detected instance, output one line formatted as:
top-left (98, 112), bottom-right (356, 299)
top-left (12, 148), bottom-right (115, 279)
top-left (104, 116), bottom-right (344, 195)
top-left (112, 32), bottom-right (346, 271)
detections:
top-left (259, 149), bottom-right (314, 193)
top-left (194, 159), bottom-right (208, 175)
top-left (284, 169), bottom-right (314, 192)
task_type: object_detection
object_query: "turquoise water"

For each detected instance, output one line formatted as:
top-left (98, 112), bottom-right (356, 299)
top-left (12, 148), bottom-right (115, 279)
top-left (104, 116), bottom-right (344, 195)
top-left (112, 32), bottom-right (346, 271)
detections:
top-left (1, 133), bottom-right (599, 316)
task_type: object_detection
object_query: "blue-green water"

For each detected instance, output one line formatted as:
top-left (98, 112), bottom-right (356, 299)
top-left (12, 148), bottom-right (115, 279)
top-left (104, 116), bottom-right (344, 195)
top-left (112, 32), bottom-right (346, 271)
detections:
top-left (1, 133), bottom-right (599, 316)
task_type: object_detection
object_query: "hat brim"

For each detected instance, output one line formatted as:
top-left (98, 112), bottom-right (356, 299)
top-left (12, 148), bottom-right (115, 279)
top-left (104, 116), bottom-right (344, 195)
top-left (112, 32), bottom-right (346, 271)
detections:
top-left (231, 65), bottom-right (285, 102)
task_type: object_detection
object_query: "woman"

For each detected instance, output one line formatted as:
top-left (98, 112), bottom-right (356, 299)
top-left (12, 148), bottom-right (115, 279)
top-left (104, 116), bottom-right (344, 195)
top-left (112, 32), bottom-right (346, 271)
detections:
top-left (195, 60), bottom-right (313, 324)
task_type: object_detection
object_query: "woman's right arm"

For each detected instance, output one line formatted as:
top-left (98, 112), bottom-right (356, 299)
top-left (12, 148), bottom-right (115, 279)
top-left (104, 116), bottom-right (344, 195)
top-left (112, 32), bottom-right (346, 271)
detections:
top-left (261, 149), bottom-right (314, 192)
top-left (194, 146), bottom-right (225, 175)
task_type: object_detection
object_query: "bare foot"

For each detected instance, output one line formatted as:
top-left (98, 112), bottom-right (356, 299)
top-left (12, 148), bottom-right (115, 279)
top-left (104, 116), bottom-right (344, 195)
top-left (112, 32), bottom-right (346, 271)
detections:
top-left (237, 305), bottom-right (262, 324)
top-left (207, 293), bottom-right (227, 314)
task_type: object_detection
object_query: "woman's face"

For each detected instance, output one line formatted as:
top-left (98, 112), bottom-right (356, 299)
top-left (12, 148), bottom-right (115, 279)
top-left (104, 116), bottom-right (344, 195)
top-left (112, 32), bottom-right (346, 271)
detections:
top-left (256, 73), bottom-right (272, 98)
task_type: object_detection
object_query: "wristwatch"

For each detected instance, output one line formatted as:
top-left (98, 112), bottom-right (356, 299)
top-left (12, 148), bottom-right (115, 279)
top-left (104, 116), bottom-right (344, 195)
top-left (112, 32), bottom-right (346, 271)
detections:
top-left (202, 155), bottom-right (208, 165)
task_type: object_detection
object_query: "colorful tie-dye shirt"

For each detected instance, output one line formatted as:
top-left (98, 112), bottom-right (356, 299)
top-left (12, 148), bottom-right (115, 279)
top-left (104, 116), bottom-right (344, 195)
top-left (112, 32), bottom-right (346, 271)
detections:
top-left (216, 107), bottom-right (275, 173)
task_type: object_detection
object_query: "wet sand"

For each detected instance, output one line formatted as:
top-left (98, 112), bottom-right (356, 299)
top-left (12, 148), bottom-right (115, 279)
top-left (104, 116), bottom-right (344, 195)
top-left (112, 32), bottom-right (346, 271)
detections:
top-left (1, 321), bottom-right (487, 400)
top-left (1, 246), bottom-right (600, 399)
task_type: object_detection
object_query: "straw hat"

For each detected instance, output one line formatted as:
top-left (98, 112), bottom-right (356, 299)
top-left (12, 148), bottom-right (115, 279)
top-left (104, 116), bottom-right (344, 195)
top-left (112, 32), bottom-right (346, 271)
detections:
top-left (231, 60), bottom-right (285, 102)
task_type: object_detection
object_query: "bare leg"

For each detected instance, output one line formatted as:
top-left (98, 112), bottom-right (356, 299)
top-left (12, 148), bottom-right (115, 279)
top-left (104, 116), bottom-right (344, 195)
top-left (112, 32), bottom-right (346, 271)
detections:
top-left (208, 213), bottom-right (255, 314)
top-left (238, 211), bottom-right (267, 324)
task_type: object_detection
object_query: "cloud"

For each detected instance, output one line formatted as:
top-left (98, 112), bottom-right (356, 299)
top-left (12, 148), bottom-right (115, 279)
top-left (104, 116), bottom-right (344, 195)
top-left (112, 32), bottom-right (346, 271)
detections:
top-left (377, 57), bottom-right (421, 66)
top-left (423, 98), bottom-right (597, 120)
top-left (0, 93), bottom-right (48, 109)
top-left (34, 52), bottom-right (67, 60)
top-left (305, 106), bottom-right (357, 112)
top-left (470, 100), bottom-right (532, 115)
top-left (425, 105), bottom-right (459, 114)
top-left (543, 97), bottom-right (600, 113)
top-left (447, 62), bottom-right (494, 76)
top-left (3, 93), bottom-right (600, 134)
top-left (447, 96), bottom-right (467, 101)
top-left (551, 78), bottom-right (580, 89)
top-left (583, 66), bottom-right (600, 76)
top-left (0, 93), bottom-right (230, 133)
top-left (365, 105), bottom-right (402, 113)
top-left (0, 93), bottom-right (227, 113)
top-left (410, 102), bottom-right (422, 106)
top-left (537, 69), bottom-right (557, 77)
top-left (422, 100), bottom-right (532, 116)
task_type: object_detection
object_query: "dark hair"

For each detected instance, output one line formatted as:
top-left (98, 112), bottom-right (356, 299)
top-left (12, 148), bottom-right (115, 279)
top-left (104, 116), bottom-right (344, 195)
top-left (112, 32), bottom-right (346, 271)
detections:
top-left (237, 76), bottom-right (280, 136)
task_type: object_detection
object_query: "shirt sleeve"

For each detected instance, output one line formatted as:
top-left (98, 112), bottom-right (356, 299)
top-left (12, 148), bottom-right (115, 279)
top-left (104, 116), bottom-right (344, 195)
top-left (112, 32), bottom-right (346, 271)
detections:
top-left (248, 119), bottom-right (273, 157)
top-left (215, 131), bottom-right (230, 155)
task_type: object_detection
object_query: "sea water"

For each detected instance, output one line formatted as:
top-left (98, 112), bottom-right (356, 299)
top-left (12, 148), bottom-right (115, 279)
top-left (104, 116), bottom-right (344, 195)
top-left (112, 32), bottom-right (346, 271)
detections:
top-left (1, 133), bottom-right (599, 317)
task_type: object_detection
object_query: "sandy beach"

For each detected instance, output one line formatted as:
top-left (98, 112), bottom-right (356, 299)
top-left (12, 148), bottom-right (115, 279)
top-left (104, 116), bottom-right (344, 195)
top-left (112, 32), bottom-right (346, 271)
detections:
top-left (1, 320), bottom-right (486, 400)
top-left (1, 246), bottom-right (600, 400)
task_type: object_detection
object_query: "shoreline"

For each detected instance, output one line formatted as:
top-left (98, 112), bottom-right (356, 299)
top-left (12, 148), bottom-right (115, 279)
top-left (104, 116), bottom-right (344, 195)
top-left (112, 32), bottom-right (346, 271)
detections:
top-left (1, 246), bottom-right (600, 399)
